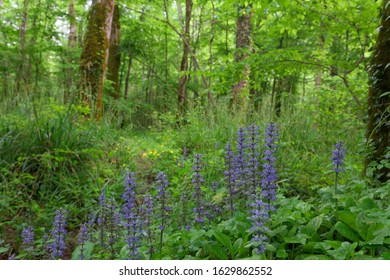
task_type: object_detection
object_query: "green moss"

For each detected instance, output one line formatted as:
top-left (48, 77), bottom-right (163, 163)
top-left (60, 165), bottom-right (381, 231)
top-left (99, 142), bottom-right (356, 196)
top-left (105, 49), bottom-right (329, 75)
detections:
top-left (106, 4), bottom-right (121, 100)
top-left (79, 3), bottom-right (109, 117)
top-left (366, 0), bottom-right (390, 182)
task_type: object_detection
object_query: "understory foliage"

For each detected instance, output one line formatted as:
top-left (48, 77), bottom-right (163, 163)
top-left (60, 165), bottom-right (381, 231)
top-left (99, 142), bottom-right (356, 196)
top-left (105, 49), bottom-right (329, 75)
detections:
top-left (0, 0), bottom-right (389, 261)
top-left (1, 109), bottom-right (389, 260)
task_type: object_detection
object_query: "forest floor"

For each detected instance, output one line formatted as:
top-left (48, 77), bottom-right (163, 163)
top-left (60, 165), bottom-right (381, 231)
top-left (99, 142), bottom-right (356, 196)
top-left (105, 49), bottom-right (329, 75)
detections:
top-left (0, 101), bottom-right (389, 260)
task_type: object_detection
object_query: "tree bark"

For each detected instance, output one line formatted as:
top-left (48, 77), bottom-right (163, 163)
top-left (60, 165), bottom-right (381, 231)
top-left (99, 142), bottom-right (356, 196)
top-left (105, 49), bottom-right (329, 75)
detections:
top-left (106, 4), bottom-right (121, 100)
top-left (124, 55), bottom-right (132, 100)
top-left (79, 0), bottom-right (115, 121)
top-left (27, 0), bottom-right (42, 92)
top-left (2, 28), bottom-right (9, 98)
top-left (207, 0), bottom-right (216, 106)
top-left (315, 34), bottom-right (325, 88)
top-left (17, 0), bottom-right (29, 92)
top-left (365, 0), bottom-right (390, 183)
top-left (178, 0), bottom-right (192, 114)
top-left (275, 79), bottom-right (283, 118)
top-left (231, 4), bottom-right (252, 108)
top-left (65, 0), bottom-right (76, 103)
top-left (176, 0), bottom-right (184, 29)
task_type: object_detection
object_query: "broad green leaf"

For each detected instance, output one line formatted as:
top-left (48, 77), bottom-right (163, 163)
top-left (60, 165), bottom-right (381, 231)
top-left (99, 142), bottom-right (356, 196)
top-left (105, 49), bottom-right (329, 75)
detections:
top-left (338, 211), bottom-right (358, 232)
top-left (268, 225), bottom-right (288, 237)
top-left (276, 248), bottom-right (288, 259)
top-left (213, 230), bottom-right (233, 254)
top-left (356, 213), bottom-right (369, 241)
top-left (302, 241), bottom-right (317, 252)
top-left (284, 234), bottom-right (308, 245)
top-left (232, 238), bottom-right (243, 253)
top-left (195, 248), bottom-right (207, 259)
top-left (71, 242), bottom-right (95, 260)
top-left (344, 196), bottom-right (356, 208)
top-left (209, 244), bottom-right (229, 260)
top-left (287, 226), bottom-right (298, 237)
top-left (382, 252), bottom-right (390, 260)
top-left (327, 242), bottom-right (357, 260)
top-left (265, 243), bottom-right (276, 252)
top-left (190, 229), bottom-right (206, 243)
top-left (302, 215), bottom-right (323, 237)
top-left (335, 221), bottom-right (360, 242)
top-left (359, 197), bottom-right (378, 210)
top-left (323, 240), bottom-right (342, 249)
top-left (308, 215), bottom-right (323, 232)
top-left (366, 223), bottom-right (386, 245)
top-left (327, 249), bottom-right (347, 260)
top-left (314, 242), bottom-right (332, 254)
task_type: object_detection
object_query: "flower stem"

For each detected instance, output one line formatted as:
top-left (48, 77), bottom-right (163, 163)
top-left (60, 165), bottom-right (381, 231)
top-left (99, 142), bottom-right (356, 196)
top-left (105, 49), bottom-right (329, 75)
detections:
top-left (334, 172), bottom-right (339, 221)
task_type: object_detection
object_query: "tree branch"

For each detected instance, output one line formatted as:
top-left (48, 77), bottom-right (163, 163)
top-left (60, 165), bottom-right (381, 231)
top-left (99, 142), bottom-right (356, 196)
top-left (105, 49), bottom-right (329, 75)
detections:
top-left (280, 59), bottom-right (362, 106)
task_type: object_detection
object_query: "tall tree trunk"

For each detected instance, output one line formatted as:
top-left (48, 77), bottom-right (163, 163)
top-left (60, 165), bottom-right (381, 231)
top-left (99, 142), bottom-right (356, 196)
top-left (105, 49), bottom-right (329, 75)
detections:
top-left (68, 0), bottom-right (76, 49)
top-left (366, 0), bottom-right (390, 183)
top-left (231, 4), bottom-right (252, 108)
top-left (27, 0), bottom-right (41, 93)
top-left (17, 0), bottom-right (29, 92)
top-left (225, 17), bottom-right (229, 56)
top-left (106, 4), bottom-right (120, 100)
top-left (2, 28), bottom-right (9, 98)
top-left (124, 55), bottom-right (133, 100)
top-left (176, 0), bottom-right (184, 30)
top-left (79, 0), bottom-right (115, 121)
top-left (146, 65), bottom-right (154, 105)
top-left (275, 79), bottom-right (282, 118)
top-left (65, 0), bottom-right (76, 103)
top-left (315, 34), bottom-right (325, 88)
top-left (207, 0), bottom-right (216, 106)
top-left (163, 0), bottom-right (170, 106)
top-left (178, 0), bottom-right (192, 114)
top-left (273, 35), bottom-right (297, 117)
top-left (164, 27), bottom-right (169, 82)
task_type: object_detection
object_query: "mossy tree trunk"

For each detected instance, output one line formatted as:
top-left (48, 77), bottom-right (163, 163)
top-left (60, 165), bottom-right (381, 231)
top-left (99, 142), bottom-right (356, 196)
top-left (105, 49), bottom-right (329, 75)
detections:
top-left (79, 0), bottom-right (115, 121)
top-left (231, 4), bottom-right (252, 109)
top-left (366, 0), bottom-right (390, 183)
top-left (106, 4), bottom-right (120, 100)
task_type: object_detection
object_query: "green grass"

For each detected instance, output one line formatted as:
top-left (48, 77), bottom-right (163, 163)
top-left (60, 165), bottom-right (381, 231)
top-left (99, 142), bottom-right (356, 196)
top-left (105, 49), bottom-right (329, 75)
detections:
top-left (0, 94), bottom-right (388, 260)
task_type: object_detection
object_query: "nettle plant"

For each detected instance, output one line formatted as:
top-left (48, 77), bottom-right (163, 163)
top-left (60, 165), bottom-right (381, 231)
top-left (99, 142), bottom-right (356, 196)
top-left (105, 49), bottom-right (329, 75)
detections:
top-left (14, 123), bottom-right (390, 260)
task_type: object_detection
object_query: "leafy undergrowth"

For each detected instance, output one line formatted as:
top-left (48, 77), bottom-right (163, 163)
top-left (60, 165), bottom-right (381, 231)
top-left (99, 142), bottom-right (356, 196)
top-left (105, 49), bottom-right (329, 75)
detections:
top-left (0, 103), bottom-right (389, 260)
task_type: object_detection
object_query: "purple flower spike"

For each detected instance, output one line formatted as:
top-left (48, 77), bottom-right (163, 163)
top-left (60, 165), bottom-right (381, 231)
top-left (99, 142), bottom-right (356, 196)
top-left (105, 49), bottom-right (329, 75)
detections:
top-left (22, 226), bottom-right (34, 246)
top-left (247, 122), bottom-right (278, 255)
top-left (246, 124), bottom-right (261, 199)
top-left (156, 171), bottom-right (170, 232)
top-left (78, 223), bottom-right (89, 260)
top-left (192, 154), bottom-right (206, 225)
top-left (122, 172), bottom-right (142, 260)
top-left (78, 224), bottom-right (89, 245)
top-left (225, 143), bottom-right (238, 216)
top-left (332, 141), bottom-right (346, 174)
top-left (48, 208), bottom-right (68, 259)
top-left (262, 122), bottom-right (278, 209)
